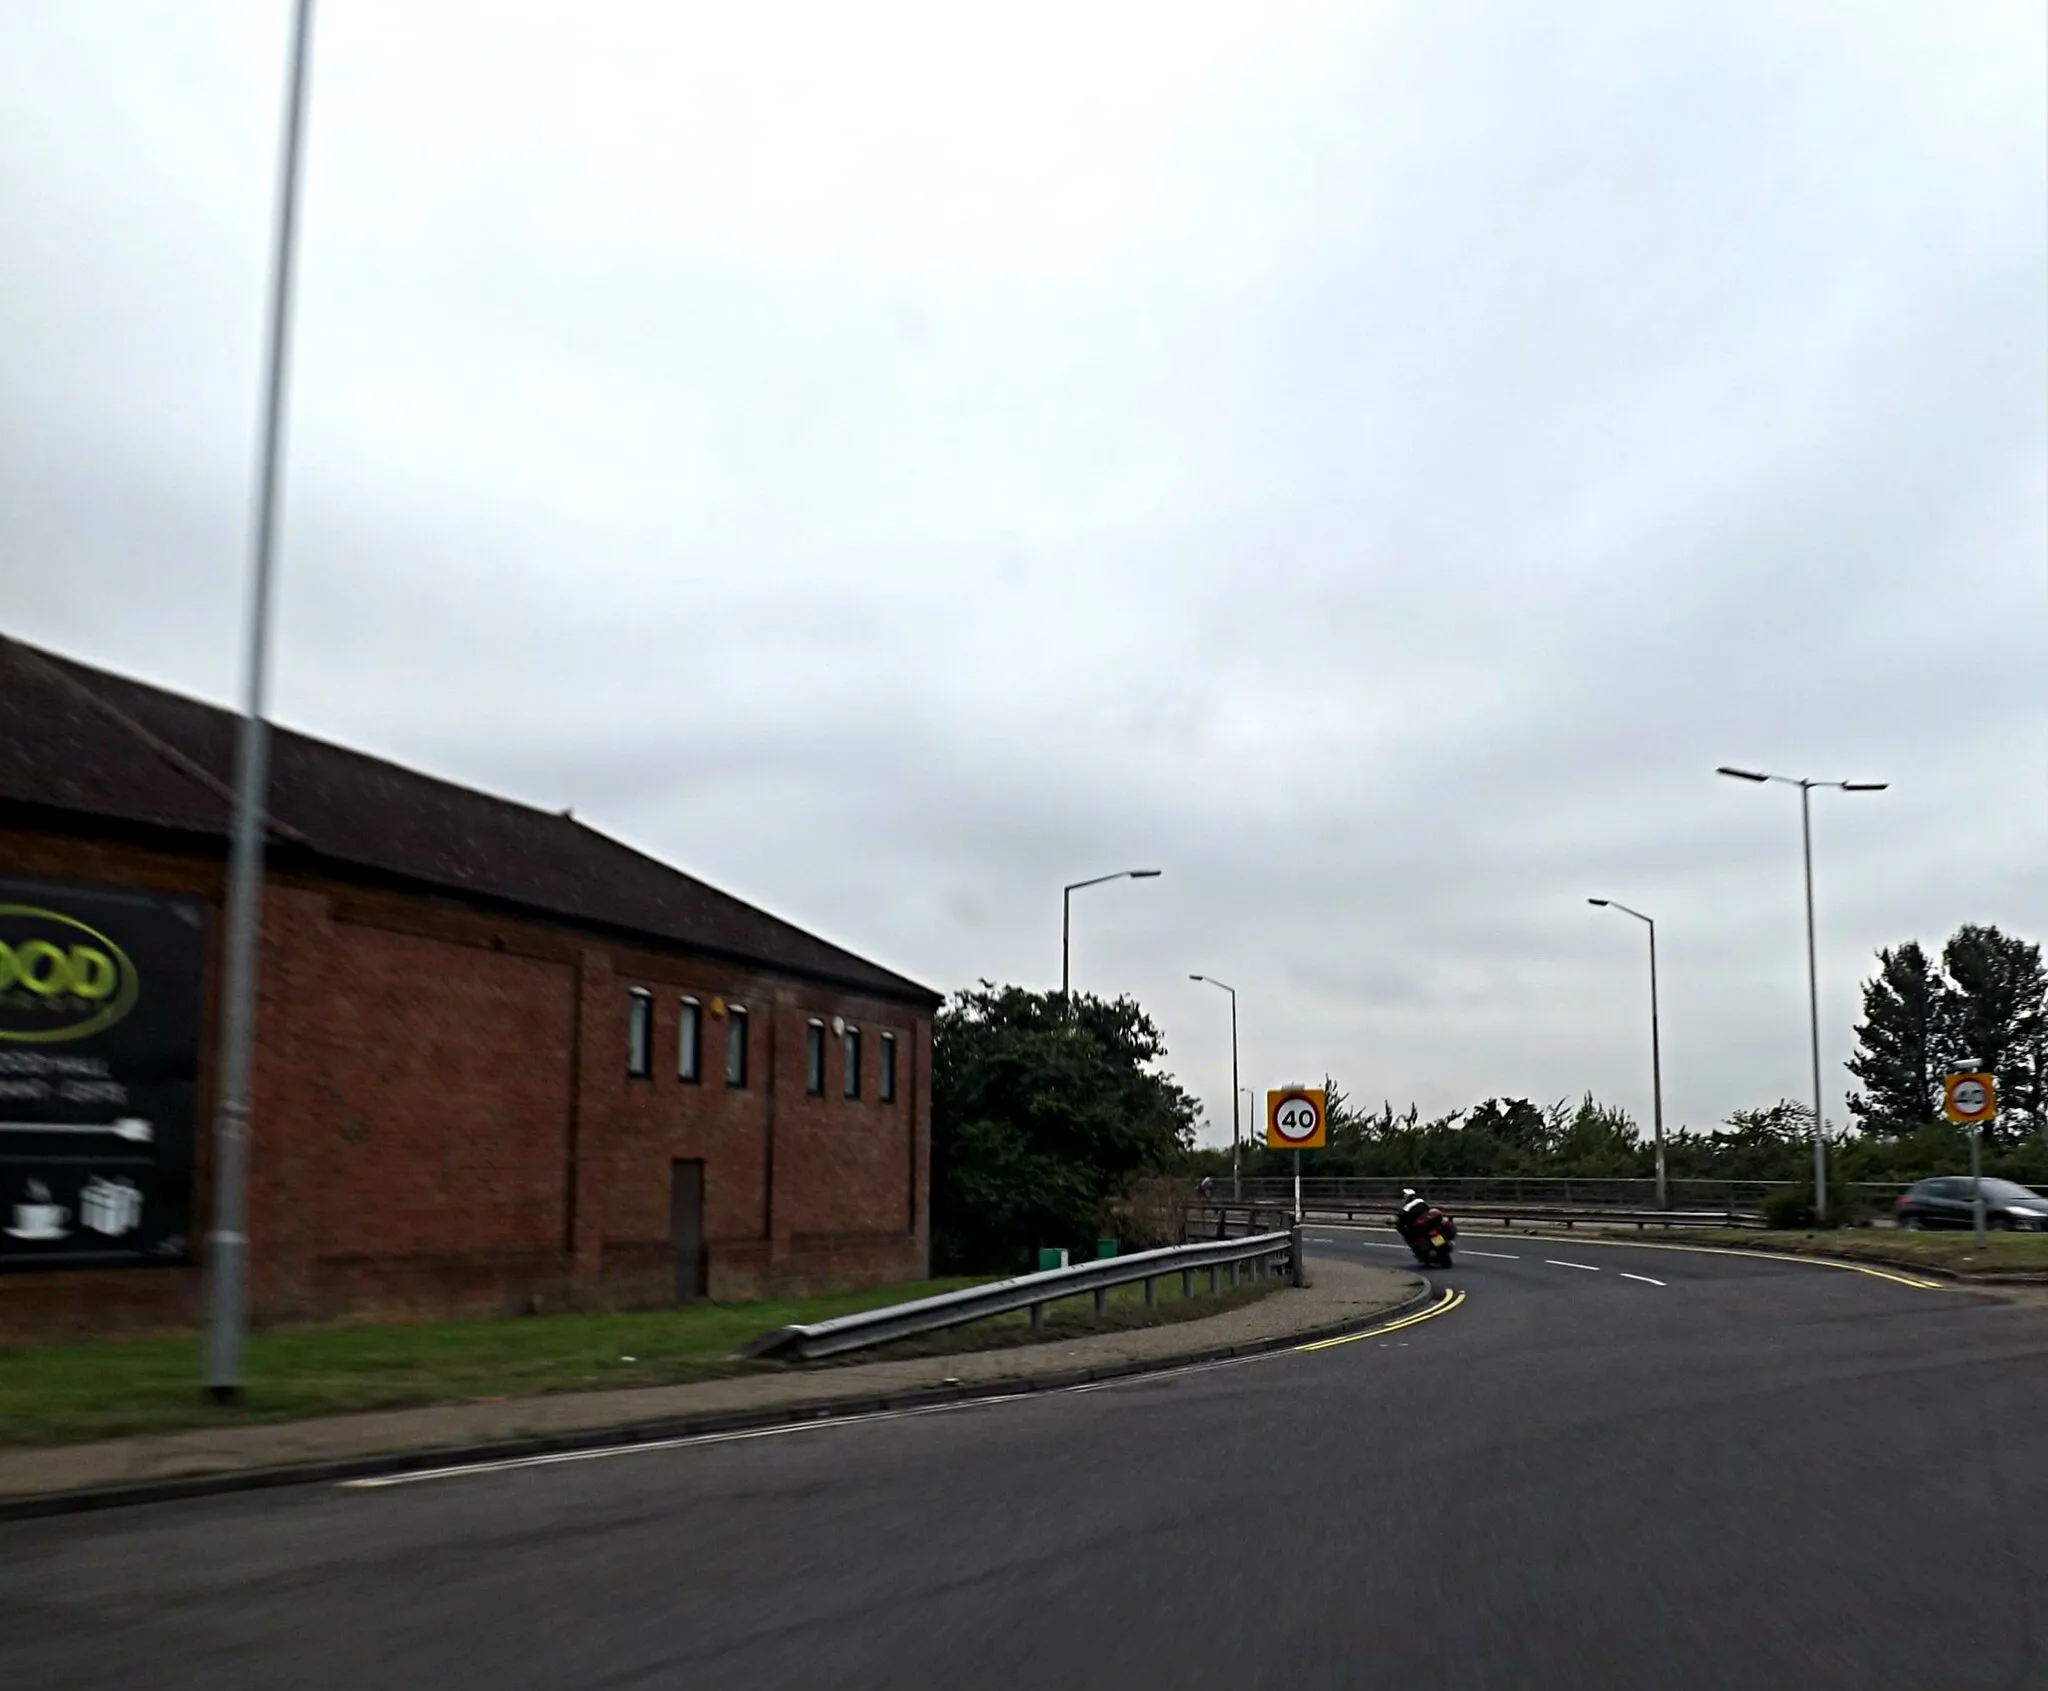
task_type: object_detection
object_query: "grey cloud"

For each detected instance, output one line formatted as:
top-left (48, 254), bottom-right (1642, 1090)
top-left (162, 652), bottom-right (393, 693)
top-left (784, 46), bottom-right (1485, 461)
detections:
top-left (3, 0), bottom-right (2041, 1145)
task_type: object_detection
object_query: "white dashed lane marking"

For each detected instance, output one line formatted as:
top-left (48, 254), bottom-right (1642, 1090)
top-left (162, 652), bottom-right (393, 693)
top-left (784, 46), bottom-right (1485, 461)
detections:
top-left (1461, 1250), bottom-right (1520, 1260)
top-left (1621, 1272), bottom-right (1666, 1287)
top-left (1545, 1260), bottom-right (1602, 1273)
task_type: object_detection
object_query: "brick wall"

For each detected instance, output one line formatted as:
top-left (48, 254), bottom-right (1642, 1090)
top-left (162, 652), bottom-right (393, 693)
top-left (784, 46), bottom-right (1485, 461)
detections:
top-left (0, 821), bottom-right (933, 1339)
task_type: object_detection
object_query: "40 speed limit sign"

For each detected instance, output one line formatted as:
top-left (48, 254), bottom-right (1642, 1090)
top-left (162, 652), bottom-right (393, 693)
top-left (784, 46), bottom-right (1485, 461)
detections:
top-left (1944, 1072), bottom-right (1996, 1126)
top-left (1265, 1088), bottom-right (1328, 1150)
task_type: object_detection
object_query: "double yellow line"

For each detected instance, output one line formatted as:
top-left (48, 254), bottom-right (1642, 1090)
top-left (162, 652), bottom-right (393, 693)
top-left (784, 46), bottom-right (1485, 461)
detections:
top-left (1297, 1285), bottom-right (1467, 1352)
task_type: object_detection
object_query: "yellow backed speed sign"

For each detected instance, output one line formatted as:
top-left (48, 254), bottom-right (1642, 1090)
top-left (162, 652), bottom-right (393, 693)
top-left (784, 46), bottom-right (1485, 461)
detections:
top-left (1944, 1072), bottom-right (1997, 1126)
top-left (1266, 1088), bottom-right (1327, 1149)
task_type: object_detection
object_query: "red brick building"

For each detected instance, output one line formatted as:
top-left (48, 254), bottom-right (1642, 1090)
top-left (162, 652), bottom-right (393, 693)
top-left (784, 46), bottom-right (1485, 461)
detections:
top-left (0, 635), bottom-right (937, 1338)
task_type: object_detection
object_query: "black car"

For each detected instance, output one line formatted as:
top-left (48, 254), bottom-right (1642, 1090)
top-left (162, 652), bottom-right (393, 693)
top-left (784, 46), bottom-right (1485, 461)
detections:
top-left (1894, 1176), bottom-right (2048, 1231)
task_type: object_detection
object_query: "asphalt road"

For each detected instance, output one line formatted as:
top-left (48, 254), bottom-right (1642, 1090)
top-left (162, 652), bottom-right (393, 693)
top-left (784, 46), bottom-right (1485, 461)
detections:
top-left (5, 1232), bottom-right (2046, 1691)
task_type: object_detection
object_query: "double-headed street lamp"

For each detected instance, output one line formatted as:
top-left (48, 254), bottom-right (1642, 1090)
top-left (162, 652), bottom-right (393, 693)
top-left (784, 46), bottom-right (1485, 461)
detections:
top-left (1189, 974), bottom-right (1240, 1199)
top-left (1061, 869), bottom-right (1160, 998)
top-left (1717, 767), bottom-right (1888, 1221)
top-left (1588, 899), bottom-right (1666, 1211)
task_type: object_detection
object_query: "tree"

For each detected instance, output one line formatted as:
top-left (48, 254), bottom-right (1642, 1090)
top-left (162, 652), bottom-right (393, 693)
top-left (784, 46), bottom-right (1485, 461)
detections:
top-left (1846, 940), bottom-right (1945, 1134)
top-left (1463, 1097), bottom-right (1557, 1163)
top-left (1845, 926), bottom-right (2047, 1145)
top-left (930, 984), bottom-right (1199, 1272)
top-left (1940, 925), bottom-right (2047, 1144)
top-left (1551, 1095), bottom-right (1641, 1176)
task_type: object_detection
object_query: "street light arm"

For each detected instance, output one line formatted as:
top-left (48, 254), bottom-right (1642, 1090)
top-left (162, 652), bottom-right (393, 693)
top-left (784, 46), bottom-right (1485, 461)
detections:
top-left (1063, 869), bottom-right (1161, 998)
top-left (1066, 869), bottom-right (1161, 893)
top-left (1720, 767), bottom-right (1889, 794)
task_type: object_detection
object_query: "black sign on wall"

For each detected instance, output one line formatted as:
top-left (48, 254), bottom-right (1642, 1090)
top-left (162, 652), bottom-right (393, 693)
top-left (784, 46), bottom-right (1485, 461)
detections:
top-left (0, 877), bottom-right (206, 1273)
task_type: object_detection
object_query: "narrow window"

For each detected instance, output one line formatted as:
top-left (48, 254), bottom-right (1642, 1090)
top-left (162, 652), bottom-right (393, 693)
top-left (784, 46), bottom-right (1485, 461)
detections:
top-left (626, 989), bottom-right (653, 1078)
top-left (843, 1027), bottom-right (861, 1099)
top-left (725, 1005), bottom-right (749, 1088)
top-left (678, 997), bottom-right (702, 1082)
top-left (879, 1031), bottom-right (898, 1103)
top-left (805, 1019), bottom-right (826, 1095)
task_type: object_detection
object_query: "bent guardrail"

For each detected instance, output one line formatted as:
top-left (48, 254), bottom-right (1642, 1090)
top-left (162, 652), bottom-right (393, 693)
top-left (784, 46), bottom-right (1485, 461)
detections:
top-left (745, 1231), bottom-right (1298, 1363)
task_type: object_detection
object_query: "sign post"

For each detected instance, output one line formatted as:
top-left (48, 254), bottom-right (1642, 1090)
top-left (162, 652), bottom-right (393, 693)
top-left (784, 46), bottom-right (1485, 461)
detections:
top-left (1944, 1072), bottom-right (1998, 1246)
top-left (1265, 1088), bottom-right (1327, 1224)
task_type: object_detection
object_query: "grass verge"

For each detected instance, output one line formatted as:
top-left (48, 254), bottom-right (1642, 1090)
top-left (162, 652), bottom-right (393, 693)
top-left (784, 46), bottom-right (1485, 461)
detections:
top-left (1630, 1228), bottom-right (2048, 1277)
top-left (0, 1279), bottom-right (978, 1447)
top-left (0, 1270), bottom-right (1284, 1447)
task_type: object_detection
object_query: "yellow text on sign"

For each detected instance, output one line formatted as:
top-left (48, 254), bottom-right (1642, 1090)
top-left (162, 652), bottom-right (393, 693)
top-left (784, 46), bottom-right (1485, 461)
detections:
top-left (1944, 1072), bottom-right (1997, 1126)
top-left (1265, 1088), bottom-right (1327, 1150)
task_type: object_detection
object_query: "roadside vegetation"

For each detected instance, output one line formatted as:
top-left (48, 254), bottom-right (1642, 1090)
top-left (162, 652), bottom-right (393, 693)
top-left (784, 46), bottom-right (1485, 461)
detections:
top-left (1187, 923), bottom-right (2048, 1196)
top-left (930, 929), bottom-right (2047, 1284)
top-left (932, 984), bottom-right (1199, 1274)
top-left (4, 1265), bottom-right (1289, 1447)
top-left (0, 1278), bottom-right (984, 1446)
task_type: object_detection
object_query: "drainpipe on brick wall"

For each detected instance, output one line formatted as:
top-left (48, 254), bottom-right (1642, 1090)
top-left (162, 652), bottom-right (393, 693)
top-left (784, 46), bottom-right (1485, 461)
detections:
top-left (763, 998), bottom-right (781, 1278)
top-left (561, 951), bottom-right (586, 1267)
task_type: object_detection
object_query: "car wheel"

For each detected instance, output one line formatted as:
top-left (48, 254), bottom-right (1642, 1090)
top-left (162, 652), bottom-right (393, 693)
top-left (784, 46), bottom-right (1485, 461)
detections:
top-left (1991, 1213), bottom-right (2013, 1231)
top-left (1900, 1213), bottom-right (1925, 1231)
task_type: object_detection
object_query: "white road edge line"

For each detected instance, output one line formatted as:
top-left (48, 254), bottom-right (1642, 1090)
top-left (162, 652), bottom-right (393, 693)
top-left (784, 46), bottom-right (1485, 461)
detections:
top-left (1620, 1272), bottom-right (1666, 1287)
top-left (343, 1288), bottom-right (1460, 1492)
top-left (1545, 1260), bottom-right (1601, 1272)
top-left (337, 1401), bottom-right (1013, 1488)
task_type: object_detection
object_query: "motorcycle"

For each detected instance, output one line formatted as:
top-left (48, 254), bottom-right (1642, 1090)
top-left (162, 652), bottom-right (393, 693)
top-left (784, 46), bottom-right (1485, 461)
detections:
top-left (1396, 1205), bottom-right (1457, 1269)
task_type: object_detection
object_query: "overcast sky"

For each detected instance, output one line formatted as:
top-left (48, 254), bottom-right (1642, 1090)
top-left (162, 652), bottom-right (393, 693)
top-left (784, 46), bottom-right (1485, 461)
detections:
top-left (4, 1), bottom-right (2043, 1146)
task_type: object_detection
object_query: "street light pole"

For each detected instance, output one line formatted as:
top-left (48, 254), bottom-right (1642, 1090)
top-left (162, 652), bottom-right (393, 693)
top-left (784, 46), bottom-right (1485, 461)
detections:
top-left (1588, 899), bottom-right (1666, 1210)
top-left (206, 0), bottom-right (315, 1403)
top-left (1718, 767), bottom-right (1889, 1224)
top-left (1800, 781), bottom-right (1826, 1229)
top-left (1190, 975), bottom-right (1240, 1200)
top-left (1060, 869), bottom-right (1161, 998)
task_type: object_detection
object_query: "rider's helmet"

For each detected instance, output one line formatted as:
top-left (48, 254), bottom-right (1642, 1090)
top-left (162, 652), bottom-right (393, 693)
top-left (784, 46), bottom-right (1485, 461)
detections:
top-left (1401, 1187), bottom-right (1418, 1201)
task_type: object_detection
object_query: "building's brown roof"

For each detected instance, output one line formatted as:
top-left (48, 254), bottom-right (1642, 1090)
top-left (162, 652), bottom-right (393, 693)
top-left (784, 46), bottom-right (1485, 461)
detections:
top-left (0, 634), bottom-right (936, 1003)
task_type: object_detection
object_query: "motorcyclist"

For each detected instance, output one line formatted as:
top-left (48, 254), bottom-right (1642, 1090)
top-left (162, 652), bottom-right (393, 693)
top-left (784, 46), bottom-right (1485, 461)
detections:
top-left (1393, 1186), bottom-right (1457, 1265)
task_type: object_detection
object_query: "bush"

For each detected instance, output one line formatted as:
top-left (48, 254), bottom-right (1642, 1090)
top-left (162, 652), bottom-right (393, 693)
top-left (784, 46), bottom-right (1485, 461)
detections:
top-left (1763, 1188), bottom-right (1819, 1230)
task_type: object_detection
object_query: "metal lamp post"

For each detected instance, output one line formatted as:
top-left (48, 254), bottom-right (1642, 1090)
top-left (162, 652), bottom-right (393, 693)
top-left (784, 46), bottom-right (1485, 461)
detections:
top-left (1189, 974), bottom-right (1240, 1200)
top-left (1060, 869), bottom-right (1160, 998)
top-left (206, 0), bottom-right (316, 1402)
top-left (1588, 899), bottom-right (1667, 1210)
top-left (1717, 767), bottom-right (1888, 1223)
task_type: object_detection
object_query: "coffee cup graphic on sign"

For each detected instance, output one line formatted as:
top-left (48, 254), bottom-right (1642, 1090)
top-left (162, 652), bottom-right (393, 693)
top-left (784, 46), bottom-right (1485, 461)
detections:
top-left (7, 1180), bottom-right (72, 1241)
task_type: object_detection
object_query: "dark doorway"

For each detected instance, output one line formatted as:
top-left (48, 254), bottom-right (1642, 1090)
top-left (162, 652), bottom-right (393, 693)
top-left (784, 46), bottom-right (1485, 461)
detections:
top-left (670, 1159), bottom-right (706, 1301)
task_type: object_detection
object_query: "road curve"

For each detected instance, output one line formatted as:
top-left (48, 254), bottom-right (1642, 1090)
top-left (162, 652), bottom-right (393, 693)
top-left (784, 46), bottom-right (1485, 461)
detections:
top-left (2, 1232), bottom-right (2044, 1691)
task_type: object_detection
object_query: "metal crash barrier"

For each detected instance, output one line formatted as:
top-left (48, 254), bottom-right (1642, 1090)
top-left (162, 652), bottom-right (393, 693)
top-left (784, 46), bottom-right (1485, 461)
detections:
top-left (745, 1230), bottom-right (1299, 1362)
